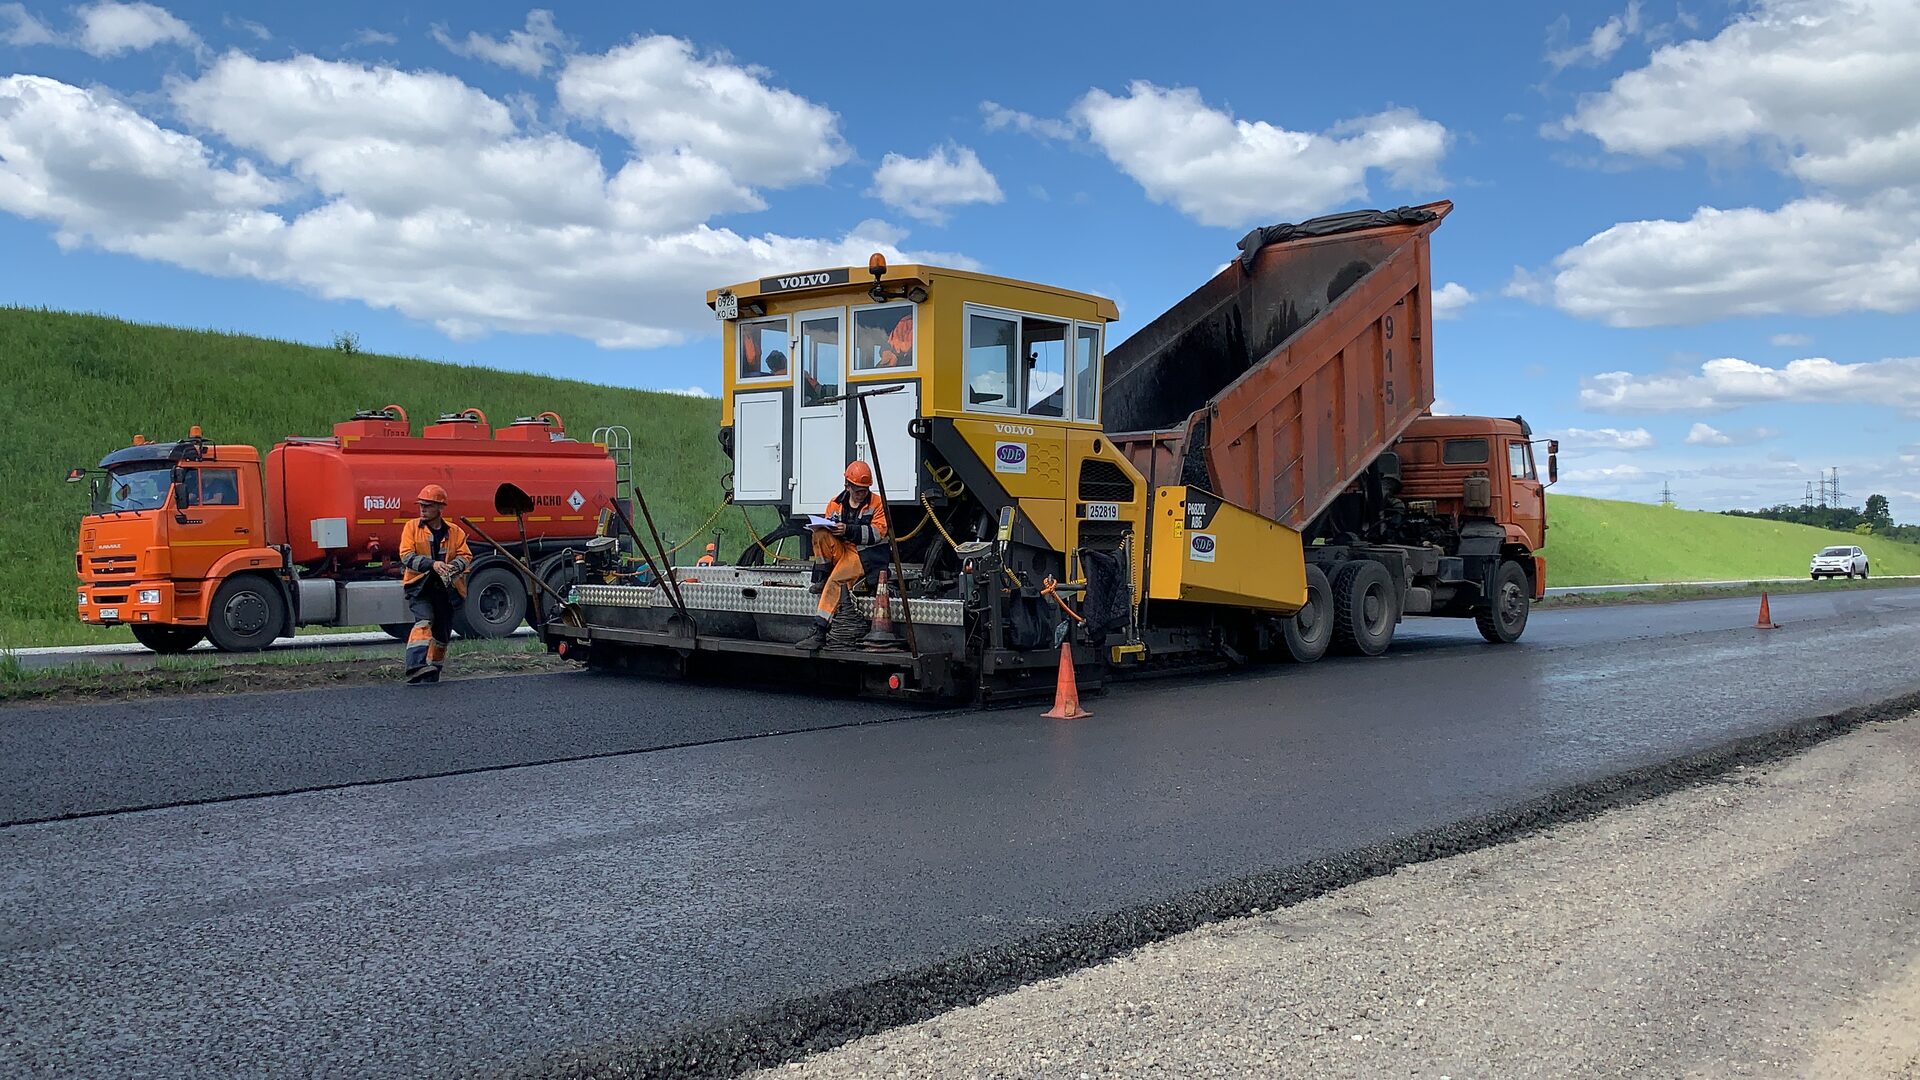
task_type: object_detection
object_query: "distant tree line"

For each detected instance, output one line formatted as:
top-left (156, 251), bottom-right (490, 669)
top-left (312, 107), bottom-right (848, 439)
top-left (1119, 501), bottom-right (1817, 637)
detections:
top-left (1722, 494), bottom-right (1920, 543)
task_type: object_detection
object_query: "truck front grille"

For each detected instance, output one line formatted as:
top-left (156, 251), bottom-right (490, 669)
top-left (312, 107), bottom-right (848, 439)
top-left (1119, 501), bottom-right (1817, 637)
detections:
top-left (87, 556), bottom-right (138, 577)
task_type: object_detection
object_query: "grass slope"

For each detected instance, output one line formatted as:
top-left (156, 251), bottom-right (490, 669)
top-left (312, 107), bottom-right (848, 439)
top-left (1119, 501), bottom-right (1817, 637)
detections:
top-left (3, 307), bottom-right (759, 647)
top-left (1543, 495), bottom-right (1920, 586)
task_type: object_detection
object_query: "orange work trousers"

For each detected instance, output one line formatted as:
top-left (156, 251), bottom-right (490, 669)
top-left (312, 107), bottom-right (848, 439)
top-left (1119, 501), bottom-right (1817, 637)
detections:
top-left (811, 530), bottom-right (866, 621)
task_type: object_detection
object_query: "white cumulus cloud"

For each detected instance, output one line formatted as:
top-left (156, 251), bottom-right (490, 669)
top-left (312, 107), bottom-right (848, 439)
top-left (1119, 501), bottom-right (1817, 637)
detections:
top-left (1683, 423), bottom-right (1779, 447)
top-left (556, 35), bottom-right (848, 188)
top-left (76, 1), bottom-right (198, 57)
top-left (1072, 81), bottom-right (1448, 228)
top-left (1540, 194), bottom-right (1920, 326)
top-left (1538, 0), bottom-right (1920, 327)
top-left (980, 101), bottom-right (1076, 142)
top-left (1560, 0), bottom-right (1920, 190)
top-left (1431, 281), bottom-right (1475, 320)
top-left (432, 9), bottom-right (568, 76)
top-left (1548, 1), bottom-right (1644, 70)
top-left (867, 144), bottom-right (1003, 224)
top-left (1, 3), bottom-right (58, 45)
top-left (1581, 355), bottom-right (1920, 414)
top-left (0, 41), bottom-right (970, 352)
top-left (1554, 427), bottom-right (1657, 451)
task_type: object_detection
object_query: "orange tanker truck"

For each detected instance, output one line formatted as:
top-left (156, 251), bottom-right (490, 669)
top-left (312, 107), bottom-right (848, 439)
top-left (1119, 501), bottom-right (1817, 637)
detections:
top-left (72, 407), bottom-right (623, 653)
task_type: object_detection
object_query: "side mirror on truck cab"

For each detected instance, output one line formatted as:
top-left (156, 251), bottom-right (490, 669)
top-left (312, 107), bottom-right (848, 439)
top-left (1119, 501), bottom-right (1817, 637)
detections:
top-left (1547, 439), bottom-right (1559, 485)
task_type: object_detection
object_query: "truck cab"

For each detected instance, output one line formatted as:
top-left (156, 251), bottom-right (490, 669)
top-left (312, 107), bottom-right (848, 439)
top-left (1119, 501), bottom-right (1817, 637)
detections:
top-left (75, 435), bottom-right (285, 652)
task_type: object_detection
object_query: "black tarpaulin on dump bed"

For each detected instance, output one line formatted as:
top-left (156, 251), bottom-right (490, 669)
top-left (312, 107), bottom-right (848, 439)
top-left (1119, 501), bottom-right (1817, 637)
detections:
top-left (1237, 205), bottom-right (1440, 269)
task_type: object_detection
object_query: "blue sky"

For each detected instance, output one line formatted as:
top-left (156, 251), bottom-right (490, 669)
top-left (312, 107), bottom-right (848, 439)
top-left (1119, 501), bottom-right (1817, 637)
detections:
top-left (3, 0), bottom-right (1917, 515)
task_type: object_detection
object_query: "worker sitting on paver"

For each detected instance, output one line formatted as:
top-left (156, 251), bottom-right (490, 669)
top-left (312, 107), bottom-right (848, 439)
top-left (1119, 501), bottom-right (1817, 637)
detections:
top-left (798, 461), bottom-right (889, 650)
top-left (399, 484), bottom-right (473, 683)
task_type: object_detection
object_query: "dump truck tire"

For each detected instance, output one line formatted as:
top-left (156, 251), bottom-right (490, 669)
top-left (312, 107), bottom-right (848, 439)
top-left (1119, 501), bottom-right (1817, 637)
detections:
top-left (132, 625), bottom-right (205, 655)
top-left (1476, 559), bottom-right (1531, 644)
top-left (206, 574), bottom-right (285, 652)
top-left (1282, 564), bottom-right (1333, 663)
top-left (1331, 560), bottom-right (1397, 657)
top-left (454, 565), bottom-right (527, 639)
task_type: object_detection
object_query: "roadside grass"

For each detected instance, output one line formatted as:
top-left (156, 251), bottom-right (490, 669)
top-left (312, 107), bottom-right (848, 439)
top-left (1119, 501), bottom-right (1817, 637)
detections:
top-left (3, 307), bottom-right (768, 649)
top-left (0, 636), bottom-right (553, 704)
top-left (1543, 495), bottom-right (1920, 587)
top-left (1538, 576), bottom-right (1916, 609)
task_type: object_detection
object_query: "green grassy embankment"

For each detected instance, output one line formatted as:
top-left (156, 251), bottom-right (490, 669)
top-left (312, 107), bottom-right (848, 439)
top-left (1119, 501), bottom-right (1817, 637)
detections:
top-left (1542, 495), bottom-right (1920, 586)
top-left (3, 307), bottom-right (765, 647)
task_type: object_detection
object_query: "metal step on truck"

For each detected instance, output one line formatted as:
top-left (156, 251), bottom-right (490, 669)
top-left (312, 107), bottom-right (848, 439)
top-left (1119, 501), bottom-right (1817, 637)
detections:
top-left (545, 200), bottom-right (1557, 700)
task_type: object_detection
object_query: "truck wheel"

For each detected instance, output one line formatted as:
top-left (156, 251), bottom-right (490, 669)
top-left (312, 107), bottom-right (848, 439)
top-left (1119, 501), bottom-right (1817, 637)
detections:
top-left (1331, 561), bottom-right (1397, 657)
top-left (453, 565), bottom-right (527, 638)
top-left (206, 574), bottom-right (286, 652)
top-left (1476, 560), bottom-right (1532, 644)
top-left (381, 623), bottom-right (412, 641)
top-left (1281, 564), bottom-right (1333, 663)
top-left (131, 625), bottom-right (205, 655)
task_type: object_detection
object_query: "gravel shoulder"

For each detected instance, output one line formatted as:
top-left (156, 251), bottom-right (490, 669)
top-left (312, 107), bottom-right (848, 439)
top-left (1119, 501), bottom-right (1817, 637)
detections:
top-left (761, 715), bottom-right (1920, 1080)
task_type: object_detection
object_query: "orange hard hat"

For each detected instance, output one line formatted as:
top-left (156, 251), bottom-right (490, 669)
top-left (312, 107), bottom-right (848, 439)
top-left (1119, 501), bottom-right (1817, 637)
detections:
top-left (417, 483), bottom-right (449, 504)
top-left (844, 461), bottom-right (873, 487)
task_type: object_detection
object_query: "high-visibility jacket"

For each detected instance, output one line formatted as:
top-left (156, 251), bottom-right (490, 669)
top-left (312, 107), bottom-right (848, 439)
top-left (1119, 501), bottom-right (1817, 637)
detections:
top-left (823, 490), bottom-right (889, 547)
top-left (399, 518), bottom-right (474, 595)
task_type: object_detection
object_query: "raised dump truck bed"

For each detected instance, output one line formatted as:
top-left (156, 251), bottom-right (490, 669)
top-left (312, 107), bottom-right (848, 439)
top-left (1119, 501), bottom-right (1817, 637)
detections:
top-left (1105, 203), bottom-right (1447, 532)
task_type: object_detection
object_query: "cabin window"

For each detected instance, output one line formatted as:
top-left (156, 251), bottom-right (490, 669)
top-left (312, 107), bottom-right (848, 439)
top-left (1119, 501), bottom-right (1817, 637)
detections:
top-left (1073, 324), bottom-right (1102, 422)
top-left (852, 304), bottom-right (915, 371)
top-left (799, 313), bottom-right (841, 407)
top-left (737, 317), bottom-right (790, 382)
top-left (1508, 442), bottom-right (1536, 481)
top-left (1442, 438), bottom-right (1489, 465)
top-left (185, 467), bottom-right (242, 507)
top-left (1023, 317), bottom-right (1068, 418)
top-left (965, 311), bottom-right (1020, 412)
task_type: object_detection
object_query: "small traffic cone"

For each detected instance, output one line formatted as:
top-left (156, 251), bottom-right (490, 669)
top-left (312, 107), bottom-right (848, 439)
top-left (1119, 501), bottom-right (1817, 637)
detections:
top-left (1042, 642), bottom-right (1091, 719)
top-left (862, 571), bottom-right (905, 649)
top-left (1755, 592), bottom-right (1779, 630)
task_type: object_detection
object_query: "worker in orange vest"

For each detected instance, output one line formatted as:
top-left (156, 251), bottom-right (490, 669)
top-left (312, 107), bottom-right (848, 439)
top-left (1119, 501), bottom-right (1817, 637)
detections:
top-left (399, 483), bottom-right (473, 683)
top-left (798, 461), bottom-right (889, 649)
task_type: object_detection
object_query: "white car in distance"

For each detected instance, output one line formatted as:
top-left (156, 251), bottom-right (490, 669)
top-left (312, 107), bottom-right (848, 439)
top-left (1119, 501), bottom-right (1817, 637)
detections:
top-left (1810, 545), bottom-right (1869, 580)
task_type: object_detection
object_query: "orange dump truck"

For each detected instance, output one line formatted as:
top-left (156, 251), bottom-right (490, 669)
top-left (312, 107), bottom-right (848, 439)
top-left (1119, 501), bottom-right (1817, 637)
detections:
top-left (74, 407), bottom-right (621, 653)
top-left (1104, 201), bottom-right (1556, 654)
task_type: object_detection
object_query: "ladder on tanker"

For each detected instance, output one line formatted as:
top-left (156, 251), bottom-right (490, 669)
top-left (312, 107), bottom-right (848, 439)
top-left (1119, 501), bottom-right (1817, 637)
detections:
top-left (592, 425), bottom-right (635, 506)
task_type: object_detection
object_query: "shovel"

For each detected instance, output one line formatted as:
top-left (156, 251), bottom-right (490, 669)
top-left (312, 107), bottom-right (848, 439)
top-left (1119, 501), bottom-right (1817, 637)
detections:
top-left (495, 483), bottom-right (540, 626)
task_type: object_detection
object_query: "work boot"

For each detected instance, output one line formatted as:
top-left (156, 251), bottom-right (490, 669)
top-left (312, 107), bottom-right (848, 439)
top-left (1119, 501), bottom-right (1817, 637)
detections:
top-left (808, 561), bottom-right (830, 595)
top-left (405, 664), bottom-right (433, 684)
top-left (794, 623), bottom-right (828, 650)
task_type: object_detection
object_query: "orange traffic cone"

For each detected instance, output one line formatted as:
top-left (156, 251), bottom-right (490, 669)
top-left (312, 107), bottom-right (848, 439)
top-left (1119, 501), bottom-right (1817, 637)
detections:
top-left (1755, 592), bottom-right (1779, 630)
top-left (862, 571), bottom-right (904, 649)
top-left (1042, 642), bottom-right (1091, 719)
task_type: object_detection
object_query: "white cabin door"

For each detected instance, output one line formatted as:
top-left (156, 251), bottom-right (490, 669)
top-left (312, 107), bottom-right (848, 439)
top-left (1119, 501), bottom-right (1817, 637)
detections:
top-left (792, 309), bottom-right (847, 511)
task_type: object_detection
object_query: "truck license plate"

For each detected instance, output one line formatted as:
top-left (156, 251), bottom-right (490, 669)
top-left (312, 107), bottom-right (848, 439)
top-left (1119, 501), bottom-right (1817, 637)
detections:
top-left (1085, 502), bottom-right (1120, 521)
top-left (98, 608), bottom-right (119, 620)
top-left (714, 291), bottom-right (738, 320)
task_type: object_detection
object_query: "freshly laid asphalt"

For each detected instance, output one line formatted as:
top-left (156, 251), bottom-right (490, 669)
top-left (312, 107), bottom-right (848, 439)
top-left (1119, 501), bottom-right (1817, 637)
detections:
top-left (3, 587), bottom-right (1919, 1078)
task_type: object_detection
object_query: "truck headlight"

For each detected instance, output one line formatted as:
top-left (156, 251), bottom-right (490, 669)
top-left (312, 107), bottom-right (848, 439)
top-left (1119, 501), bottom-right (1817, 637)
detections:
top-left (78, 589), bottom-right (87, 606)
top-left (138, 589), bottom-right (162, 605)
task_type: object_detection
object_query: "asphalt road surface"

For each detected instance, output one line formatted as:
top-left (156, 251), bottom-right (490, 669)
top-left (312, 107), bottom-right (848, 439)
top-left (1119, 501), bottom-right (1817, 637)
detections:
top-left (4, 587), bottom-right (1919, 1077)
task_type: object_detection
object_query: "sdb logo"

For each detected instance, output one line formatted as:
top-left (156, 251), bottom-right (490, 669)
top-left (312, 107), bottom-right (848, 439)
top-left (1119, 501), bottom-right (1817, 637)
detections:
top-left (994, 441), bottom-right (1028, 475)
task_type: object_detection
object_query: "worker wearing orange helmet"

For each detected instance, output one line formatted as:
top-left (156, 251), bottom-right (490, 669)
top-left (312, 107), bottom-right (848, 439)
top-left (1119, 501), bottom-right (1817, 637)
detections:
top-left (398, 483), bottom-right (473, 683)
top-left (798, 461), bottom-right (889, 649)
